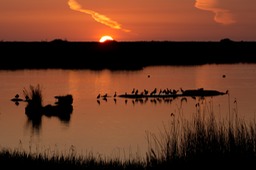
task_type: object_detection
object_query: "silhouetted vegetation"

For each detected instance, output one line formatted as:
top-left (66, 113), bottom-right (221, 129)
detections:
top-left (23, 84), bottom-right (43, 116)
top-left (22, 84), bottom-right (73, 132)
top-left (146, 111), bottom-right (256, 169)
top-left (0, 40), bottom-right (256, 70)
top-left (1, 100), bottom-right (256, 169)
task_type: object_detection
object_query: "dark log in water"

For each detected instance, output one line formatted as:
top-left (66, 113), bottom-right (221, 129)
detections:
top-left (118, 88), bottom-right (227, 99)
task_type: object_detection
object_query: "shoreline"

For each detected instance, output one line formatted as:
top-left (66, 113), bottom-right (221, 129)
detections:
top-left (1, 40), bottom-right (256, 70)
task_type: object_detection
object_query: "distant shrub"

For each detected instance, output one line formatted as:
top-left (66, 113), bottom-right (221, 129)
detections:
top-left (50, 39), bottom-right (68, 43)
top-left (220, 38), bottom-right (234, 43)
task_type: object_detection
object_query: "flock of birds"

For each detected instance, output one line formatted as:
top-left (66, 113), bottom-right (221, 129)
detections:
top-left (11, 94), bottom-right (30, 105)
top-left (96, 87), bottom-right (228, 106)
top-left (124, 87), bottom-right (180, 96)
top-left (96, 92), bottom-right (117, 105)
top-left (96, 87), bottom-right (186, 105)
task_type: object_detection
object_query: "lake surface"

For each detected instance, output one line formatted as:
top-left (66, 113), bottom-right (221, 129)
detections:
top-left (0, 64), bottom-right (256, 160)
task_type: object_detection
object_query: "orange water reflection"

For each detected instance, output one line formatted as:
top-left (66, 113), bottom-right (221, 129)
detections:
top-left (0, 64), bottom-right (256, 160)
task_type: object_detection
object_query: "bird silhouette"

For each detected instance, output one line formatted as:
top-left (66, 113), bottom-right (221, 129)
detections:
top-left (150, 88), bottom-right (157, 96)
top-left (180, 88), bottom-right (184, 94)
top-left (135, 89), bottom-right (139, 95)
top-left (97, 94), bottom-right (101, 99)
top-left (103, 97), bottom-right (107, 102)
top-left (225, 90), bottom-right (229, 94)
top-left (131, 88), bottom-right (135, 94)
top-left (25, 95), bottom-right (30, 101)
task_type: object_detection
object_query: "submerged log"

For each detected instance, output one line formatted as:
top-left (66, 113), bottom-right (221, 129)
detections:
top-left (118, 88), bottom-right (227, 99)
top-left (182, 88), bottom-right (227, 96)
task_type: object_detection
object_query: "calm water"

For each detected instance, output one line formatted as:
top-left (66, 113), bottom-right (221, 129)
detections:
top-left (0, 64), bottom-right (256, 160)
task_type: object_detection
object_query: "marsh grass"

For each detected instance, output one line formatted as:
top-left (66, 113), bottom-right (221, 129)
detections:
top-left (146, 98), bottom-right (256, 169)
top-left (1, 97), bottom-right (256, 169)
top-left (23, 84), bottom-right (43, 117)
top-left (0, 146), bottom-right (145, 170)
top-left (23, 84), bottom-right (43, 108)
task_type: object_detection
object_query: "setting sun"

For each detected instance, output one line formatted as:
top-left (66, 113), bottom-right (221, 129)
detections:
top-left (99, 35), bottom-right (114, 43)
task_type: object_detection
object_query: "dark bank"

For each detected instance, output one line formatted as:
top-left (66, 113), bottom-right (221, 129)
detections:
top-left (0, 39), bottom-right (256, 70)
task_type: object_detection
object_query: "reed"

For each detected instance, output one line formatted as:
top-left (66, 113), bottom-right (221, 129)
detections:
top-left (0, 146), bottom-right (145, 169)
top-left (146, 99), bottom-right (256, 169)
top-left (23, 84), bottom-right (43, 108)
top-left (23, 84), bottom-right (43, 114)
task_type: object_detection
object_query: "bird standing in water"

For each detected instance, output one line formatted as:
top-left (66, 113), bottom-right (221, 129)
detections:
top-left (97, 94), bottom-right (100, 99)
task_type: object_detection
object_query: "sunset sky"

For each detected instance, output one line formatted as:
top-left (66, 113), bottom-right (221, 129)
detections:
top-left (1, 0), bottom-right (255, 42)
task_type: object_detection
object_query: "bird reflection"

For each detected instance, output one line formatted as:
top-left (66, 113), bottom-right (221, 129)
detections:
top-left (97, 100), bottom-right (100, 105)
top-left (96, 95), bottom-right (178, 106)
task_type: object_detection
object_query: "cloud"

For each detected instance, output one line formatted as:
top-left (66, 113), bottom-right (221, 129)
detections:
top-left (195, 0), bottom-right (236, 25)
top-left (68, 0), bottom-right (130, 32)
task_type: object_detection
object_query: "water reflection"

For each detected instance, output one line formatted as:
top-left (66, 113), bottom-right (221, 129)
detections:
top-left (2, 65), bottom-right (256, 159)
top-left (26, 97), bottom-right (73, 132)
top-left (96, 96), bottom-right (214, 106)
top-left (25, 111), bottom-right (42, 134)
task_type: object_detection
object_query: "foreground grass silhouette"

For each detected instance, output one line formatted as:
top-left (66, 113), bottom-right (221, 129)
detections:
top-left (145, 111), bottom-right (256, 169)
top-left (1, 100), bottom-right (256, 169)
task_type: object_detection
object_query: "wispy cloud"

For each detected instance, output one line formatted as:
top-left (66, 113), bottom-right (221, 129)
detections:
top-left (68, 0), bottom-right (130, 32)
top-left (195, 0), bottom-right (236, 25)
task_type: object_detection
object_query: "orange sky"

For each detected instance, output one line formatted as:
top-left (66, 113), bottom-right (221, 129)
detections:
top-left (0, 0), bottom-right (255, 41)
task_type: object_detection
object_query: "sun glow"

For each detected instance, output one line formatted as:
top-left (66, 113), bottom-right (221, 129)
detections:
top-left (99, 35), bottom-right (114, 43)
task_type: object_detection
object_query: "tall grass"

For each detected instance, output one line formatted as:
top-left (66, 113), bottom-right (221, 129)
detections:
top-left (21, 84), bottom-right (44, 125)
top-left (1, 97), bottom-right (256, 169)
top-left (146, 98), bottom-right (256, 169)
top-left (23, 84), bottom-right (43, 108)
